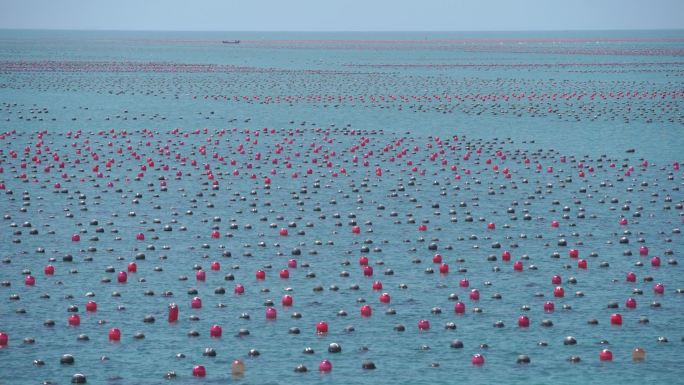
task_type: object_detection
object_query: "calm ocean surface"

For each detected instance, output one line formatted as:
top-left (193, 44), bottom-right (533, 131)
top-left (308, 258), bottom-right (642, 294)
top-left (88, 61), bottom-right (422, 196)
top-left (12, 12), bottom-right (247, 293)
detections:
top-left (0, 30), bottom-right (682, 385)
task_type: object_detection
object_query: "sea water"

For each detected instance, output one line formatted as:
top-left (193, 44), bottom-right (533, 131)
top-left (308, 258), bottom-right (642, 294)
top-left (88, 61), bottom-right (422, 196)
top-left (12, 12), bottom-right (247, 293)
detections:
top-left (0, 30), bottom-right (682, 385)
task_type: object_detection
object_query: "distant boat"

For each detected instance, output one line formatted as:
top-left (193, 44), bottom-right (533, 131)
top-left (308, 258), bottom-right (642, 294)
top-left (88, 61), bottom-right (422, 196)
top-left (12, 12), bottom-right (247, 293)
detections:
top-left (222, 40), bottom-right (240, 44)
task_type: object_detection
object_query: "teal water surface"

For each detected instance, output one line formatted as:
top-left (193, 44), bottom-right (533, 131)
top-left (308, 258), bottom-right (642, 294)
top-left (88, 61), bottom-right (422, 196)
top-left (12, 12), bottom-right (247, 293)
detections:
top-left (0, 30), bottom-right (682, 385)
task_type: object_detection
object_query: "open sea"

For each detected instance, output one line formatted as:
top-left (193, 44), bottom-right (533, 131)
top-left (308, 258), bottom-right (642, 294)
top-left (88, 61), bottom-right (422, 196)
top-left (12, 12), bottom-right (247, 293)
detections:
top-left (0, 30), bottom-right (683, 385)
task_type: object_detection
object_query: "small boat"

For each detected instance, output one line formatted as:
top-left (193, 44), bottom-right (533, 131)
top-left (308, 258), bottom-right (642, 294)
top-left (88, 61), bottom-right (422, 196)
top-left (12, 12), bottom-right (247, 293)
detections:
top-left (222, 40), bottom-right (240, 44)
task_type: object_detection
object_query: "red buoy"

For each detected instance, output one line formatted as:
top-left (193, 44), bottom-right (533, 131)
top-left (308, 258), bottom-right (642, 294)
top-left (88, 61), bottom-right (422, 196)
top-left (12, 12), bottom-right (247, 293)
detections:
top-left (459, 278), bottom-right (469, 288)
top-left (265, 307), bottom-right (277, 320)
top-left (379, 293), bottom-right (391, 303)
top-left (599, 349), bottom-right (613, 361)
top-left (610, 313), bottom-right (623, 325)
top-left (544, 301), bottom-right (555, 312)
top-left (44, 265), bottom-right (55, 275)
top-left (24, 275), bottom-right (35, 286)
top-left (469, 289), bottom-right (480, 300)
top-left (279, 269), bottom-right (289, 279)
top-left (501, 251), bottom-right (511, 261)
top-left (68, 314), bottom-right (80, 326)
top-left (569, 249), bottom-right (579, 258)
top-left (319, 359), bottom-right (332, 372)
top-left (210, 261), bottom-right (220, 271)
top-left (108, 328), bottom-right (121, 341)
top-left (553, 286), bottom-right (565, 297)
top-left (86, 300), bottom-right (97, 312)
top-left (518, 315), bottom-right (530, 327)
top-left (551, 275), bottom-right (562, 285)
top-left (471, 354), bottom-right (485, 365)
top-left (127, 262), bottom-right (137, 273)
top-left (234, 284), bottom-right (245, 295)
top-left (359, 256), bottom-right (369, 266)
top-left (363, 266), bottom-right (373, 276)
top-left (360, 305), bottom-right (372, 317)
top-left (255, 270), bottom-right (266, 280)
top-left (454, 302), bottom-right (466, 314)
top-left (653, 283), bottom-right (665, 294)
top-left (439, 263), bottom-right (449, 274)
top-left (372, 281), bottom-right (383, 290)
top-left (625, 297), bottom-right (637, 309)
top-left (626, 272), bottom-right (636, 282)
top-left (168, 303), bottom-right (179, 322)
top-left (0, 332), bottom-right (8, 347)
top-left (432, 254), bottom-right (442, 264)
top-left (281, 295), bottom-right (293, 307)
top-left (192, 365), bottom-right (206, 377)
top-left (288, 259), bottom-right (297, 268)
top-left (210, 324), bottom-right (222, 337)
top-left (191, 297), bottom-right (202, 309)
top-left (117, 271), bottom-right (127, 283)
top-left (417, 319), bottom-right (430, 330)
top-left (578, 259), bottom-right (587, 269)
top-left (513, 261), bottom-right (523, 271)
top-left (316, 321), bottom-right (329, 334)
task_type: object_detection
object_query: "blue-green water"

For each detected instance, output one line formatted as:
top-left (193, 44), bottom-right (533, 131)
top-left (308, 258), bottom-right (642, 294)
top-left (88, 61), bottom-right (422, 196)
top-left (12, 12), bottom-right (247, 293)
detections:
top-left (0, 30), bottom-right (682, 385)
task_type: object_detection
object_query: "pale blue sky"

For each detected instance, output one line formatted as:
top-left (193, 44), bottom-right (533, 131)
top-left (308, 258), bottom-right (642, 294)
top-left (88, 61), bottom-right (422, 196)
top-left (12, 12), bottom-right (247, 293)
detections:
top-left (0, 0), bottom-right (682, 31)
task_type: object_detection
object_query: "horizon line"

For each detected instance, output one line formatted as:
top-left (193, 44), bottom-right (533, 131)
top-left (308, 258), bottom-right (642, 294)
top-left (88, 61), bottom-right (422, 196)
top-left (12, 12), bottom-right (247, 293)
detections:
top-left (1, 27), bottom-right (684, 33)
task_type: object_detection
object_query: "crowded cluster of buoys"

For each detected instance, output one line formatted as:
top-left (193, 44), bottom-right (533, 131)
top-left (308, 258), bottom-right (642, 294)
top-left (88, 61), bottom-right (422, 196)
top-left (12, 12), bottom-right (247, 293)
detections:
top-left (0, 31), bottom-right (682, 384)
top-left (235, 36), bottom-right (684, 56)
top-left (2, 57), bottom-right (683, 126)
top-left (0, 122), bottom-right (680, 383)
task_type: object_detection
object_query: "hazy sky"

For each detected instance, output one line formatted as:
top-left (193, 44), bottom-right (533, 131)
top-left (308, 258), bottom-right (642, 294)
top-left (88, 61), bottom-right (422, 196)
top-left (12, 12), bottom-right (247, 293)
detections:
top-left (1, 0), bottom-right (683, 31)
